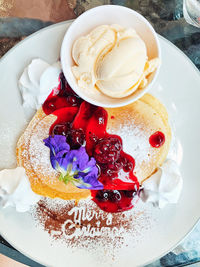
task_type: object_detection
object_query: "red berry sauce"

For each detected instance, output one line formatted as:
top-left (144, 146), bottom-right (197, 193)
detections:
top-left (49, 107), bottom-right (78, 135)
top-left (42, 72), bottom-right (140, 213)
top-left (42, 72), bottom-right (82, 115)
top-left (91, 190), bottom-right (138, 213)
top-left (149, 131), bottom-right (165, 148)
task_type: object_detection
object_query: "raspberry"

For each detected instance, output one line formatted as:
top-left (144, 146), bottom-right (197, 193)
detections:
top-left (68, 128), bottom-right (85, 149)
top-left (95, 190), bottom-right (121, 203)
top-left (122, 190), bottom-right (137, 198)
top-left (123, 161), bottom-right (134, 172)
top-left (67, 96), bottom-right (78, 106)
top-left (109, 190), bottom-right (121, 202)
top-left (94, 137), bottom-right (122, 164)
top-left (95, 190), bottom-right (110, 202)
top-left (52, 123), bottom-right (70, 136)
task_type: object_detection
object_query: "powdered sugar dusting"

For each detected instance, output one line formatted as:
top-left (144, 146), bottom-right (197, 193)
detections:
top-left (29, 122), bottom-right (57, 182)
top-left (20, 112), bottom-right (58, 183)
top-left (107, 117), bottom-right (157, 181)
top-left (108, 122), bottom-right (150, 166)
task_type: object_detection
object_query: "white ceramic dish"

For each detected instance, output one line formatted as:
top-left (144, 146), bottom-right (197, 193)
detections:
top-left (0, 21), bottom-right (200, 267)
top-left (61, 5), bottom-right (161, 107)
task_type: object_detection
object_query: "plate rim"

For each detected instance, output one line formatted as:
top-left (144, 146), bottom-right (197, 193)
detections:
top-left (0, 20), bottom-right (199, 77)
top-left (0, 20), bottom-right (200, 267)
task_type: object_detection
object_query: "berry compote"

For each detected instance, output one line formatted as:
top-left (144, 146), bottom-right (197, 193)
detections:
top-left (149, 131), bottom-right (165, 148)
top-left (92, 190), bottom-right (138, 213)
top-left (42, 72), bottom-right (140, 213)
top-left (42, 72), bottom-right (82, 115)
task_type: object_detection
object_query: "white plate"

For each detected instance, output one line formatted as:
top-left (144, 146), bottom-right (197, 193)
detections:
top-left (0, 21), bottom-right (200, 267)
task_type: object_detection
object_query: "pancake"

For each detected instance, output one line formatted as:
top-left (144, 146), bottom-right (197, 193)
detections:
top-left (106, 93), bottom-right (171, 183)
top-left (16, 108), bottom-right (91, 201)
top-left (16, 93), bottom-right (171, 200)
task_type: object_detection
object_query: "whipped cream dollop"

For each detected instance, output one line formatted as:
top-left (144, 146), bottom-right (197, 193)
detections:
top-left (0, 167), bottom-right (41, 212)
top-left (140, 159), bottom-right (183, 208)
top-left (72, 24), bottom-right (159, 98)
top-left (19, 58), bottom-right (61, 110)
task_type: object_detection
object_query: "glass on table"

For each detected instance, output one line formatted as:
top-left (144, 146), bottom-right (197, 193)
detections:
top-left (183, 0), bottom-right (200, 27)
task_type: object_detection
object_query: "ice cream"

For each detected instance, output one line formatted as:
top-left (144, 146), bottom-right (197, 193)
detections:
top-left (19, 58), bottom-right (61, 110)
top-left (0, 167), bottom-right (41, 212)
top-left (140, 159), bottom-right (183, 208)
top-left (71, 24), bottom-right (159, 98)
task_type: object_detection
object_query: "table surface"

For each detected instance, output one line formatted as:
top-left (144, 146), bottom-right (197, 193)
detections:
top-left (0, 1), bottom-right (200, 266)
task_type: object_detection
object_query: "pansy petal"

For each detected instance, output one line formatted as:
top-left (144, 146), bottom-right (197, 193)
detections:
top-left (86, 157), bottom-right (97, 169)
top-left (72, 178), bottom-right (90, 189)
top-left (50, 154), bottom-right (57, 169)
top-left (76, 147), bottom-right (89, 169)
top-left (54, 135), bottom-right (70, 154)
top-left (76, 175), bottom-right (103, 190)
top-left (82, 167), bottom-right (103, 189)
top-left (44, 137), bottom-right (55, 155)
top-left (76, 183), bottom-right (91, 189)
top-left (56, 149), bottom-right (69, 158)
top-left (60, 156), bottom-right (71, 171)
top-left (56, 157), bottom-right (65, 169)
top-left (44, 135), bottom-right (69, 155)
top-left (65, 150), bottom-right (79, 171)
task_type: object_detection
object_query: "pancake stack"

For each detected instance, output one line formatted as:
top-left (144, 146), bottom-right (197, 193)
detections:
top-left (16, 93), bottom-right (171, 201)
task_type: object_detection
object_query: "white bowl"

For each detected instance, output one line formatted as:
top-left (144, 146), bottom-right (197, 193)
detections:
top-left (61, 5), bottom-right (161, 108)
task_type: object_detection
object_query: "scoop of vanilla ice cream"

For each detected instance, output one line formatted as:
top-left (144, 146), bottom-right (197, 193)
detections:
top-left (71, 24), bottom-right (159, 99)
top-left (72, 25), bottom-right (116, 91)
top-left (95, 34), bottom-right (147, 97)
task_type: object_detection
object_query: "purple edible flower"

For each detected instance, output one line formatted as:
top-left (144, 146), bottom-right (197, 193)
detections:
top-left (43, 135), bottom-right (70, 169)
top-left (43, 135), bottom-right (103, 190)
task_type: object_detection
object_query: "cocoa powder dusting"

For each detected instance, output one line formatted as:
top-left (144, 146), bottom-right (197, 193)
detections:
top-left (32, 197), bottom-right (155, 253)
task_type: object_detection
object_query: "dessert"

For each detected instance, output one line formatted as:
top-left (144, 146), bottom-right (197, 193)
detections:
top-left (15, 59), bottom-right (178, 214)
top-left (0, 51), bottom-right (182, 218)
top-left (0, 15), bottom-right (185, 266)
top-left (71, 24), bottom-right (160, 98)
top-left (0, 53), bottom-right (183, 262)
